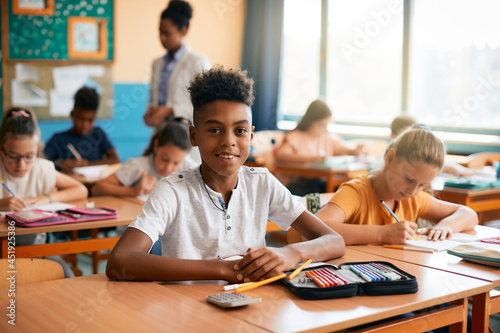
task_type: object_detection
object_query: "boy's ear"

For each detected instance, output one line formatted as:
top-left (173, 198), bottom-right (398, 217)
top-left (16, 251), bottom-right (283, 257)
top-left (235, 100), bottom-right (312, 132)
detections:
top-left (189, 126), bottom-right (198, 147)
top-left (250, 126), bottom-right (255, 147)
top-left (179, 26), bottom-right (188, 38)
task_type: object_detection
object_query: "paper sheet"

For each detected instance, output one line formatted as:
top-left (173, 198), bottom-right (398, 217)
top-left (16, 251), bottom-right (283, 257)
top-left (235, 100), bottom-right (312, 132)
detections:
top-left (50, 90), bottom-right (74, 117)
top-left (12, 80), bottom-right (48, 106)
top-left (15, 63), bottom-right (39, 82)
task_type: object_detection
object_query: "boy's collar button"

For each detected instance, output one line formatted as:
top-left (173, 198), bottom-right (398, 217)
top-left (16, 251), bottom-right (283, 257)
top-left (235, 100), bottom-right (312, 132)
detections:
top-left (250, 168), bottom-right (254, 171)
top-left (226, 215), bottom-right (230, 219)
top-left (178, 175), bottom-right (183, 179)
top-left (226, 226), bottom-right (231, 231)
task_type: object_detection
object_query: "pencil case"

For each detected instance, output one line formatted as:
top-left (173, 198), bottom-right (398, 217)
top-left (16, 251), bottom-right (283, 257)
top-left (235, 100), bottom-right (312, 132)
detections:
top-left (6, 207), bottom-right (118, 227)
top-left (447, 242), bottom-right (500, 268)
top-left (282, 261), bottom-right (418, 300)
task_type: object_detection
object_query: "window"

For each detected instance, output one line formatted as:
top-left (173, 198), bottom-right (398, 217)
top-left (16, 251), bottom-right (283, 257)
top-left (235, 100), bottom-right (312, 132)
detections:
top-left (408, 0), bottom-right (500, 130)
top-left (279, 0), bottom-right (500, 132)
top-left (326, 0), bottom-right (403, 124)
top-left (279, 0), bottom-right (321, 119)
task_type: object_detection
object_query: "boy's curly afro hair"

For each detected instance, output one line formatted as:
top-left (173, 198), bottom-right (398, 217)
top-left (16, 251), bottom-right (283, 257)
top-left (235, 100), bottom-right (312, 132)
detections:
top-left (188, 66), bottom-right (254, 123)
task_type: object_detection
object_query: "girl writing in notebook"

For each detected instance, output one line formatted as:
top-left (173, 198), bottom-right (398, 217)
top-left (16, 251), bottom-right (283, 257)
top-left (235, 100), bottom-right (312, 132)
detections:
top-left (276, 99), bottom-right (366, 195)
top-left (92, 118), bottom-right (196, 196)
top-left (315, 125), bottom-right (478, 245)
top-left (0, 107), bottom-right (88, 276)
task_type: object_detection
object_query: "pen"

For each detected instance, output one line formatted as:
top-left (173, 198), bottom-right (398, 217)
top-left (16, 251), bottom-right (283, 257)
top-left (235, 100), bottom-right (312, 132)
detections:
top-left (384, 245), bottom-right (434, 253)
top-left (67, 143), bottom-right (82, 160)
top-left (235, 273), bottom-right (287, 293)
top-left (380, 200), bottom-right (400, 222)
top-left (223, 282), bottom-right (254, 291)
top-left (2, 182), bottom-right (15, 196)
top-left (288, 258), bottom-right (312, 280)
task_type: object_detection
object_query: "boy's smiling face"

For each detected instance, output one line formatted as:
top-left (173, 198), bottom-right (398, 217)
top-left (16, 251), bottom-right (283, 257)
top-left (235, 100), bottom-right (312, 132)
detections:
top-left (190, 100), bottom-right (254, 181)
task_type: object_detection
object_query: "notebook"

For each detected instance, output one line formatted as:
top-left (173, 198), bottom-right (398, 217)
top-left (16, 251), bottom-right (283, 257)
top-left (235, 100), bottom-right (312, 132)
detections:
top-left (6, 207), bottom-right (118, 227)
top-left (404, 233), bottom-right (480, 252)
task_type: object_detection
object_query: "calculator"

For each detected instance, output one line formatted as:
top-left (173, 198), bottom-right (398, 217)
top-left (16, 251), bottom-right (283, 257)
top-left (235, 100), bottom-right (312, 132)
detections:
top-left (206, 292), bottom-right (261, 308)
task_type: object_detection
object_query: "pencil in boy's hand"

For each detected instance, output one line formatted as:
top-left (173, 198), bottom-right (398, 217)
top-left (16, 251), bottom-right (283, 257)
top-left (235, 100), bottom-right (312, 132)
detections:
top-left (2, 182), bottom-right (15, 197)
top-left (287, 259), bottom-right (312, 280)
top-left (380, 200), bottom-right (401, 223)
top-left (235, 273), bottom-right (287, 293)
top-left (67, 143), bottom-right (82, 160)
top-left (141, 170), bottom-right (147, 178)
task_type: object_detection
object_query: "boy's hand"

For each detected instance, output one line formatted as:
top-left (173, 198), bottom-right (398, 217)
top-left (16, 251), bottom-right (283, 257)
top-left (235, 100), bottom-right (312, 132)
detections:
top-left (134, 175), bottom-right (156, 195)
top-left (0, 197), bottom-right (28, 211)
top-left (232, 247), bottom-right (299, 282)
top-left (59, 158), bottom-right (89, 170)
top-left (383, 221), bottom-right (417, 244)
top-left (417, 225), bottom-right (453, 241)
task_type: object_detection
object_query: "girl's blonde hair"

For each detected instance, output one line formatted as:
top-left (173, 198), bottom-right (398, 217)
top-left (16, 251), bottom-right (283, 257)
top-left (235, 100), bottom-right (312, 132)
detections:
top-left (386, 124), bottom-right (445, 169)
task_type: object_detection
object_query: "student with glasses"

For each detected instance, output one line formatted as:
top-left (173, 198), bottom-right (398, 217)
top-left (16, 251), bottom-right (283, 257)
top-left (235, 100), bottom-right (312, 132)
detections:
top-left (0, 107), bottom-right (88, 277)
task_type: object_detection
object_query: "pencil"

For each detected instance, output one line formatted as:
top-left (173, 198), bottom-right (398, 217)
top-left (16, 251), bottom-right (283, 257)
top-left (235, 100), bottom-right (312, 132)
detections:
top-left (141, 170), bottom-right (147, 178)
top-left (223, 282), bottom-right (254, 291)
top-left (380, 200), bottom-right (401, 222)
top-left (235, 273), bottom-right (287, 293)
top-left (2, 182), bottom-right (15, 197)
top-left (384, 245), bottom-right (434, 253)
top-left (67, 143), bottom-right (82, 160)
top-left (287, 258), bottom-right (312, 280)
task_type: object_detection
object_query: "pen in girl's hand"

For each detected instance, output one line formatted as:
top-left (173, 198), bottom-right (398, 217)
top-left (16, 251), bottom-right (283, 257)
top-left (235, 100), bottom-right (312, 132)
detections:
top-left (2, 182), bottom-right (15, 197)
top-left (380, 200), bottom-right (401, 223)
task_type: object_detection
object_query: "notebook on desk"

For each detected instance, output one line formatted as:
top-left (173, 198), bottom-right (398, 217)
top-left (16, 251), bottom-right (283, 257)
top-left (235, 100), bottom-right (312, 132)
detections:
top-left (404, 233), bottom-right (481, 252)
top-left (6, 207), bottom-right (118, 227)
top-left (443, 178), bottom-right (500, 190)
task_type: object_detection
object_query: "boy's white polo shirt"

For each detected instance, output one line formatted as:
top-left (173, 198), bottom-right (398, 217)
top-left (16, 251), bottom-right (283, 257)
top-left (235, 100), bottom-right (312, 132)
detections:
top-left (128, 166), bottom-right (306, 260)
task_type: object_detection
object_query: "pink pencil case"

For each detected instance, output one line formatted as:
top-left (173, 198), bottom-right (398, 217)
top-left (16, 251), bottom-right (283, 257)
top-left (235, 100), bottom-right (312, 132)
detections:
top-left (6, 207), bottom-right (118, 227)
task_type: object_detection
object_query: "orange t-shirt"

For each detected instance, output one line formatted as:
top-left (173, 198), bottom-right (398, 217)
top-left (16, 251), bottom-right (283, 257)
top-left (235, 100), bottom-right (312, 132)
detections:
top-left (329, 176), bottom-right (432, 225)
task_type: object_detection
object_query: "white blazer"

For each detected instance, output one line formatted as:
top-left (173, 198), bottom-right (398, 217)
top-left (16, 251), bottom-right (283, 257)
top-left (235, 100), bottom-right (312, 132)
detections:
top-left (149, 44), bottom-right (211, 122)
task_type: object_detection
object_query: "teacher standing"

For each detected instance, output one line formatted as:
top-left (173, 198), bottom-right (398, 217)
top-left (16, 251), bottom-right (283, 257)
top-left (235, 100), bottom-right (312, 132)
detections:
top-left (144, 0), bottom-right (211, 127)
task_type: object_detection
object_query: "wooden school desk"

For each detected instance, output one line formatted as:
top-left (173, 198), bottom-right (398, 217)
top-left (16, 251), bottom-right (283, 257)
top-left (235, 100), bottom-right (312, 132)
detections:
top-left (434, 186), bottom-right (500, 224)
top-left (0, 249), bottom-right (490, 333)
top-left (0, 196), bottom-right (142, 259)
top-left (0, 273), bottom-right (265, 333)
top-left (349, 226), bottom-right (500, 333)
top-left (276, 161), bottom-right (368, 192)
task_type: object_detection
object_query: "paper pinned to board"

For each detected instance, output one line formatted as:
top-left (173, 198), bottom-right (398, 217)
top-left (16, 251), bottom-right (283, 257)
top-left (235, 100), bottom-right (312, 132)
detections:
top-left (12, 80), bottom-right (48, 106)
top-left (50, 90), bottom-right (74, 117)
top-left (15, 63), bottom-right (39, 83)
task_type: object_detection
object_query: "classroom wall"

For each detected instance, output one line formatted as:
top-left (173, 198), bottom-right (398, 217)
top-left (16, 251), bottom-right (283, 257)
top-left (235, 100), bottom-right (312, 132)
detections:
top-left (38, 0), bottom-right (246, 162)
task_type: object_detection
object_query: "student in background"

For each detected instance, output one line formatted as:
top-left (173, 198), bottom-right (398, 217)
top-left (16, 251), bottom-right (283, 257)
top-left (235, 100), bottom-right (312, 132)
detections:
top-left (107, 67), bottom-right (345, 282)
top-left (92, 118), bottom-right (196, 196)
top-left (276, 99), bottom-right (366, 195)
top-left (143, 0), bottom-right (211, 127)
top-left (0, 108), bottom-right (88, 277)
top-left (44, 86), bottom-right (120, 170)
top-left (390, 115), bottom-right (474, 177)
top-left (315, 125), bottom-right (478, 245)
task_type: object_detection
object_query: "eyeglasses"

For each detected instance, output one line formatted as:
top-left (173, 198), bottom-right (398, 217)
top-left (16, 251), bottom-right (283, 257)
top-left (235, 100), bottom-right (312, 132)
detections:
top-left (1, 146), bottom-right (36, 163)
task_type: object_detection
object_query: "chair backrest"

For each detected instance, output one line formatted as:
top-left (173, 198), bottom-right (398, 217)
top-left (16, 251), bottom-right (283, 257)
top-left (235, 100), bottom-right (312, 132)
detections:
top-left (466, 152), bottom-right (500, 169)
top-left (252, 130), bottom-right (286, 171)
top-left (0, 258), bottom-right (64, 287)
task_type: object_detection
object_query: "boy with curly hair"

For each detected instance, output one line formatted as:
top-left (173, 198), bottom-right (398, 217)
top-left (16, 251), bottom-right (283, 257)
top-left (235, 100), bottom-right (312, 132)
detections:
top-left (107, 67), bottom-right (345, 282)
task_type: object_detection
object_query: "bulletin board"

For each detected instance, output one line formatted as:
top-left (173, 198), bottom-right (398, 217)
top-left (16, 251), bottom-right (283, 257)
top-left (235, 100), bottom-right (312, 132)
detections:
top-left (6, 0), bottom-right (113, 61)
top-left (4, 63), bottom-right (113, 119)
top-left (1, 0), bottom-right (114, 118)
